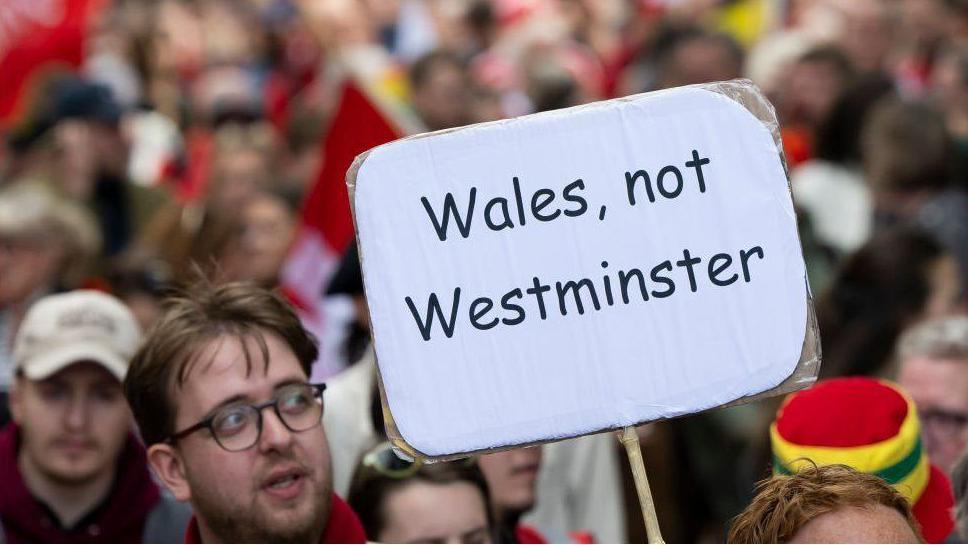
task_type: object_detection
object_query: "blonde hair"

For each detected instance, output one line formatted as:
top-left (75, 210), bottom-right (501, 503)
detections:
top-left (728, 464), bottom-right (922, 543)
top-left (897, 315), bottom-right (968, 362)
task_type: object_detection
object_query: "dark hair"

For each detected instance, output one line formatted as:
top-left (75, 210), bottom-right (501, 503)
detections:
top-left (655, 27), bottom-right (744, 87)
top-left (123, 279), bottom-right (318, 446)
top-left (531, 74), bottom-right (580, 113)
top-left (465, 0), bottom-right (496, 40)
top-left (862, 99), bottom-right (956, 192)
top-left (253, 185), bottom-right (302, 216)
top-left (814, 73), bottom-right (895, 163)
top-left (816, 227), bottom-right (946, 378)
top-left (107, 254), bottom-right (174, 299)
top-left (728, 464), bottom-right (921, 543)
top-left (347, 454), bottom-right (494, 541)
top-left (798, 46), bottom-right (854, 81)
top-left (409, 50), bottom-right (465, 91)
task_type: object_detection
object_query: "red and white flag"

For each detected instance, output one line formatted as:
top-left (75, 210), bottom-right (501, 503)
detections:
top-left (282, 55), bottom-right (423, 380)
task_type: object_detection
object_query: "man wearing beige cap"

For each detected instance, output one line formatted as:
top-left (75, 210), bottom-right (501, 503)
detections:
top-left (0, 290), bottom-right (190, 542)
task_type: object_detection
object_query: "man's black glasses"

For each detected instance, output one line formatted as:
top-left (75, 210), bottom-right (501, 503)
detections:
top-left (167, 383), bottom-right (326, 452)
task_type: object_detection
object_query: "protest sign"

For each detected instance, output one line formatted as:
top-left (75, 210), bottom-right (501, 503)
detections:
top-left (348, 80), bottom-right (820, 461)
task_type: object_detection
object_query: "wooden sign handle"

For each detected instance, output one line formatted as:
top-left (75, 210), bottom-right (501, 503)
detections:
top-left (620, 426), bottom-right (665, 544)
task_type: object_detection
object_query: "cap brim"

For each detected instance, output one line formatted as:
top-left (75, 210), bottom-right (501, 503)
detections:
top-left (912, 464), bottom-right (955, 543)
top-left (20, 344), bottom-right (127, 382)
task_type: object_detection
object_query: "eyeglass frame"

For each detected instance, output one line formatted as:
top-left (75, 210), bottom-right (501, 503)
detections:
top-left (165, 382), bottom-right (327, 452)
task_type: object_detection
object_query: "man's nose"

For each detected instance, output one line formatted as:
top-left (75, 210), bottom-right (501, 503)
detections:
top-left (258, 407), bottom-right (295, 453)
top-left (65, 395), bottom-right (91, 431)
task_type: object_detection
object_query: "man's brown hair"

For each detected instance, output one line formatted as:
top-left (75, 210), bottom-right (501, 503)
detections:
top-left (123, 280), bottom-right (318, 446)
top-left (728, 464), bottom-right (922, 543)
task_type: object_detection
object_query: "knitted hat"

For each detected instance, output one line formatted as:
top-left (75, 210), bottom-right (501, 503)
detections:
top-left (771, 377), bottom-right (954, 543)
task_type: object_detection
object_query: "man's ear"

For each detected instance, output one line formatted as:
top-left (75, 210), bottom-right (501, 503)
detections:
top-left (147, 443), bottom-right (192, 502)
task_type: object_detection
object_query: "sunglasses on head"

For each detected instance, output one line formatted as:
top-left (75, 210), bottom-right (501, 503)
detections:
top-left (362, 441), bottom-right (476, 478)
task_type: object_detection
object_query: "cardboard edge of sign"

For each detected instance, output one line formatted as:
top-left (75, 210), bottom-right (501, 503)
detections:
top-left (345, 78), bottom-right (823, 463)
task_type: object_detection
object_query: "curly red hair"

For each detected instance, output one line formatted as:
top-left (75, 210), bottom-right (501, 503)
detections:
top-left (728, 464), bottom-right (922, 543)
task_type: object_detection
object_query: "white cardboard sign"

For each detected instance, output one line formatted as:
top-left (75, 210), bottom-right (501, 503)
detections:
top-left (351, 82), bottom-right (813, 458)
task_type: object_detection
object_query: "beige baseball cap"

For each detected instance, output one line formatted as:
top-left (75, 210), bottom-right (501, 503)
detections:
top-left (13, 290), bottom-right (142, 381)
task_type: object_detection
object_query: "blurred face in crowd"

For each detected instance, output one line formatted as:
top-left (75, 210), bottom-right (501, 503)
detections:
top-left (467, 85), bottom-right (505, 124)
top-left (836, 0), bottom-right (892, 74)
top-left (198, 0), bottom-right (260, 64)
top-left (147, 331), bottom-right (332, 543)
top-left (53, 120), bottom-right (127, 198)
top-left (10, 362), bottom-right (131, 485)
top-left (900, 0), bottom-right (951, 50)
top-left (53, 121), bottom-right (98, 198)
top-left (298, 0), bottom-right (377, 50)
top-left (790, 503), bottom-right (920, 543)
top-left (478, 447), bottom-right (542, 519)
top-left (925, 256), bottom-right (963, 317)
top-left (209, 148), bottom-right (269, 214)
top-left (660, 37), bottom-right (742, 89)
top-left (377, 480), bottom-right (492, 544)
top-left (0, 229), bottom-right (63, 306)
top-left (899, 354), bottom-right (968, 474)
top-left (226, 193), bottom-right (297, 286)
top-left (930, 50), bottom-right (968, 129)
top-left (153, 0), bottom-right (204, 74)
top-left (787, 58), bottom-right (848, 128)
top-left (412, 60), bottom-right (468, 131)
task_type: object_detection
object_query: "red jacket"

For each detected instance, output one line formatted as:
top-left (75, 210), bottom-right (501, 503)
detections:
top-left (184, 493), bottom-right (366, 543)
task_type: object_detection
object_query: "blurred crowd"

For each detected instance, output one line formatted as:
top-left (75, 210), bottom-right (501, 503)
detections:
top-left (1, 0), bottom-right (968, 543)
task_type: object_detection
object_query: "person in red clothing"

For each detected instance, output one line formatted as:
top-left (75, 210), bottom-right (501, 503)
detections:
top-left (122, 280), bottom-right (366, 543)
top-left (0, 290), bottom-right (190, 543)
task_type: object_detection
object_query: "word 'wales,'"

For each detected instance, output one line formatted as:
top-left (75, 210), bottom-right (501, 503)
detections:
top-left (405, 246), bottom-right (765, 342)
top-left (419, 149), bottom-right (711, 242)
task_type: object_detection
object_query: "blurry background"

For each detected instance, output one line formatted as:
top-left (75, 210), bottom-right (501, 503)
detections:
top-left (0, 0), bottom-right (966, 541)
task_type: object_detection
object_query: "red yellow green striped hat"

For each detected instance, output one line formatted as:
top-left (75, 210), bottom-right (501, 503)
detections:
top-left (771, 378), bottom-right (954, 543)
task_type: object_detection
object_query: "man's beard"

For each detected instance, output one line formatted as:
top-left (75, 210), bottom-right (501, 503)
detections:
top-left (186, 465), bottom-right (331, 543)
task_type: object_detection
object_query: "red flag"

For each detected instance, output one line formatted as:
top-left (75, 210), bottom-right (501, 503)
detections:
top-left (0, 0), bottom-right (105, 129)
top-left (307, 81), bottom-right (401, 253)
top-left (283, 76), bottom-right (417, 379)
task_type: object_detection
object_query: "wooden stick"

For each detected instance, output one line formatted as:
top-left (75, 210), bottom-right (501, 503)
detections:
top-left (621, 426), bottom-right (665, 544)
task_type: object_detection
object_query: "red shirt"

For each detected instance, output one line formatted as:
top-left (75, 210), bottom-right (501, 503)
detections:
top-left (516, 524), bottom-right (596, 544)
top-left (516, 525), bottom-right (549, 544)
top-left (184, 493), bottom-right (365, 543)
